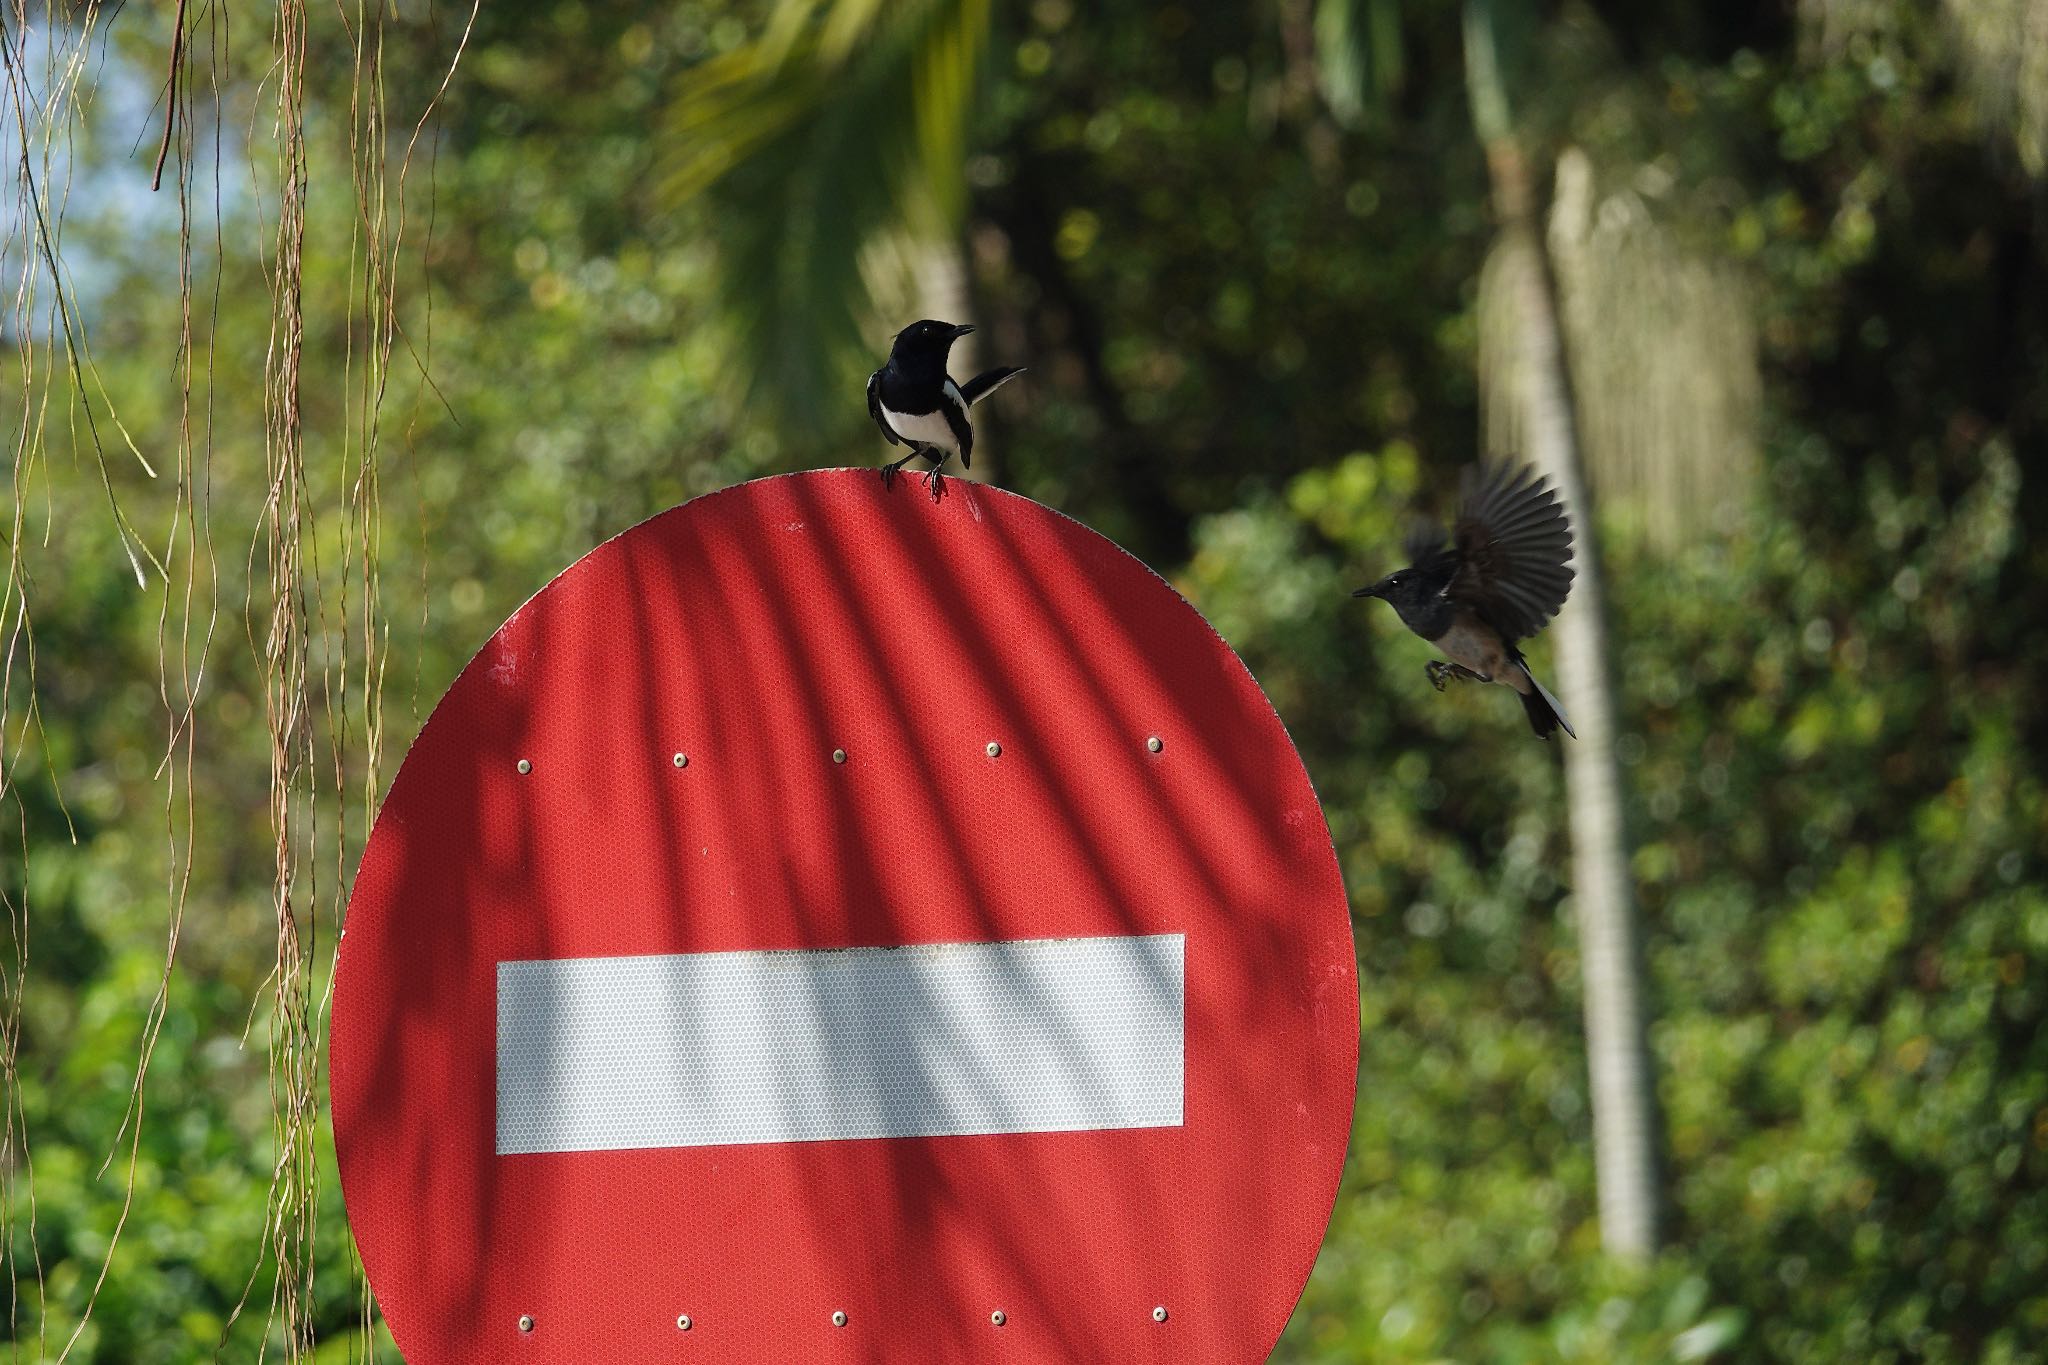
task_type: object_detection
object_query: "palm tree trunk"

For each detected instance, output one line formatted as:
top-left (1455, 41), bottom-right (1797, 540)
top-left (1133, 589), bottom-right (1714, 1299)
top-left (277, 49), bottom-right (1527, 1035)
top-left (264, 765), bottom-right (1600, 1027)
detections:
top-left (1465, 0), bottom-right (1661, 1262)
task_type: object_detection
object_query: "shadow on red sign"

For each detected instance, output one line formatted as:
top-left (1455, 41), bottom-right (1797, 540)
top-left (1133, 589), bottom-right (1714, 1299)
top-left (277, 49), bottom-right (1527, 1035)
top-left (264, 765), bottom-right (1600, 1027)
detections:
top-left (331, 470), bottom-right (1357, 1363)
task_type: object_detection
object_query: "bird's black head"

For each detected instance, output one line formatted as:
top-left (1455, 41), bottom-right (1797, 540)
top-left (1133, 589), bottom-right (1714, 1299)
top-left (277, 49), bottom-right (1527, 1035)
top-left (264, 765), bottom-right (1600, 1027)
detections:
top-left (889, 319), bottom-right (974, 372)
top-left (1353, 569), bottom-right (1425, 610)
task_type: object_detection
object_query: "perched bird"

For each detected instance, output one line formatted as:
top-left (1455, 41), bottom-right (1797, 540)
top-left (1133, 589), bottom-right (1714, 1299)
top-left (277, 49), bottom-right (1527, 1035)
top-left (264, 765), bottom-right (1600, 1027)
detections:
top-left (1353, 462), bottom-right (1578, 739)
top-left (866, 319), bottom-right (1025, 497)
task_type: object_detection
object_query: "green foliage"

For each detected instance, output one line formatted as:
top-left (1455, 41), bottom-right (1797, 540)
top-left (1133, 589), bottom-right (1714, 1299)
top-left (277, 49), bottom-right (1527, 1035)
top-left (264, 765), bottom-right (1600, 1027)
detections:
top-left (1187, 433), bottom-right (2047, 1361)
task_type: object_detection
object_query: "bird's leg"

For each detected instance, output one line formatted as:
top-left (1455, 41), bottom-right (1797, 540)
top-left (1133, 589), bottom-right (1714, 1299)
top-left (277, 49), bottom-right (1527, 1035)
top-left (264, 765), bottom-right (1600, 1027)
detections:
top-left (919, 450), bottom-right (950, 501)
top-left (1426, 660), bottom-right (1489, 690)
top-left (879, 448), bottom-right (924, 489)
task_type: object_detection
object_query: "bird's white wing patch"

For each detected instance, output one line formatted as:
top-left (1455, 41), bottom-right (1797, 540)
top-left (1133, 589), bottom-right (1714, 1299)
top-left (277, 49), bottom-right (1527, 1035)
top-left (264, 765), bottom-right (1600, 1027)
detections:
top-left (881, 403), bottom-right (960, 453)
top-left (943, 377), bottom-right (965, 410)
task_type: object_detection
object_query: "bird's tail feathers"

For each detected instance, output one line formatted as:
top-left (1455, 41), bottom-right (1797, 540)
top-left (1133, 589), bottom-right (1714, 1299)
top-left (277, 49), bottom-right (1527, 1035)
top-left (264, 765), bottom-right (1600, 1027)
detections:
top-left (1516, 662), bottom-right (1576, 740)
top-left (961, 366), bottom-right (1025, 405)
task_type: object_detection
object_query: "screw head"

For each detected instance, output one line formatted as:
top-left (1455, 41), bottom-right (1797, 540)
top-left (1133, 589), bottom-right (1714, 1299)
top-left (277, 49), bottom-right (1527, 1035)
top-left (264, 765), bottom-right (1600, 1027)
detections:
top-left (516, 758), bottom-right (533, 774)
top-left (518, 1314), bottom-right (536, 1333)
top-left (673, 752), bottom-right (689, 769)
top-left (1152, 1305), bottom-right (1168, 1323)
top-left (991, 1309), bottom-right (1007, 1327)
top-left (1146, 735), bottom-right (1163, 754)
top-left (676, 1314), bottom-right (692, 1331)
top-left (832, 1310), bottom-right (848, 1327)
top-left (832, 748), bottom-right (848, 765)
top-left (986, 741), bottom-right (1002, 758)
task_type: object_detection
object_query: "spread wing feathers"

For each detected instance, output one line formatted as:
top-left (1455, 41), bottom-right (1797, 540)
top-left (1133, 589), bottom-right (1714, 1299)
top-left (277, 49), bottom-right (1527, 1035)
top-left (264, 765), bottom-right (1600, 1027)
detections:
top-left (960, 365), bottom-right (1025, 405)
top-left (940, 386), bottom-right (975, 468)
top-left (866, 371), bottom-right (900, 445)
top-left (1401, 515), bottom-right (1449, 567)
top-left (1448, 462), bottom-right (1575, 640)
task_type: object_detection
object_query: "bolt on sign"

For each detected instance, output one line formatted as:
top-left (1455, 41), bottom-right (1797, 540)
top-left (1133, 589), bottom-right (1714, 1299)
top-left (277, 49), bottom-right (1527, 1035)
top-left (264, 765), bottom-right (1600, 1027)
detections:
top-left (331, 470), bottom-right (1358, 1363)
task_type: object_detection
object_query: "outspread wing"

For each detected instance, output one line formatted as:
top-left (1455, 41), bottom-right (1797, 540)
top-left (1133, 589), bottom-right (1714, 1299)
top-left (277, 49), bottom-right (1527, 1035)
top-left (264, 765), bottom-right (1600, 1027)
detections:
top-left (867, 370), bottom-right (901, 446)
top-left (1402, 515), bottom-right (1449, 568)
top-left (941, 380), bottom-right (974, 469)
top-left (1446, 461), bottom-right (1575, 640)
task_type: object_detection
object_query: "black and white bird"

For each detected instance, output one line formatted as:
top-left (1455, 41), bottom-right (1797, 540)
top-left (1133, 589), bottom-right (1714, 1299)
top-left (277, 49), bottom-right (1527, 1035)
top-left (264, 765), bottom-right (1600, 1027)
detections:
top-left (1352, 462), bottom-right (1578, 739)
top-left (866, 319), bottom-right (1024, 497)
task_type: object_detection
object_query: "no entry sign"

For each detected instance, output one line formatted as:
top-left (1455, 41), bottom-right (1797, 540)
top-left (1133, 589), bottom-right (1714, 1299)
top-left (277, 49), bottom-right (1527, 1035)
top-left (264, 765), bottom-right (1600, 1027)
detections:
top-left (331, 470), bottom-right (1357, 1363)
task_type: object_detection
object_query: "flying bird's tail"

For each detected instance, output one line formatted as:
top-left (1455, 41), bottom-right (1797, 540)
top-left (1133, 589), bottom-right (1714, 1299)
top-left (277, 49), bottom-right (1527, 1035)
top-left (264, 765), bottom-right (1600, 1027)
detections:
top-left (1515, 661), bottom-right (1576, 740)
top-left (960, 366), bottom-right (1025, 405)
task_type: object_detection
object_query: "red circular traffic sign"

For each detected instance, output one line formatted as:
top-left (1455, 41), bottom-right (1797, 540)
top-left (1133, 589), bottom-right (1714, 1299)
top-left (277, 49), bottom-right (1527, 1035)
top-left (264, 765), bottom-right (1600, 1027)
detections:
top-left (332, 470), bottom-right (1357, 1362)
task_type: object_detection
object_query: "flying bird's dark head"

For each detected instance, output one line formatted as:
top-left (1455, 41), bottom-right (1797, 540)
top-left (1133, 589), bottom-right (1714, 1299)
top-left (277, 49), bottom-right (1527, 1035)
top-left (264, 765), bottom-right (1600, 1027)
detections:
top-left (890, 318), bottom-right (975, 366)
top-left (1353, 563), bottom-right (1453, 637)
top-left (1353, 568), bottom-right (1425, 610)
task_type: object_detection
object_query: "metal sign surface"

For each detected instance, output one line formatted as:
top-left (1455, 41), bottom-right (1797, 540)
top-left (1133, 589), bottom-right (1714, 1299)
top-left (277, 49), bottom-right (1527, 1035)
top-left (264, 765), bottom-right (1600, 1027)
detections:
top-left (331, 470), bottom-right (1357, 1362)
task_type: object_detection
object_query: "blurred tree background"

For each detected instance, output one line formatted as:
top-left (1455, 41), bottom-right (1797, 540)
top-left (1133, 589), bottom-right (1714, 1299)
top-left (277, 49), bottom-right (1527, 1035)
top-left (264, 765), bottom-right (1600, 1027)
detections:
top-left (2, 0), bottom-right (2044, 1359)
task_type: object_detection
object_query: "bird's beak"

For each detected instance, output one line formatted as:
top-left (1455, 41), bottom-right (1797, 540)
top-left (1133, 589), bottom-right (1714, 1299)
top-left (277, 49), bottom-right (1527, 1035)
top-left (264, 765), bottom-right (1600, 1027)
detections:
top-left (1351, 583), bottom-right (1382, 599)
top-left (951, 323), bottom-right (976, 339)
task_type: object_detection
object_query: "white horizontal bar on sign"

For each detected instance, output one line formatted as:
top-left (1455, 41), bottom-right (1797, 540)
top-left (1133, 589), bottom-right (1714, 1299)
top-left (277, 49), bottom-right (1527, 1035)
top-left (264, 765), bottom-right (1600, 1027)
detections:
top-left (495, 933), bottom-right (1185, 1155)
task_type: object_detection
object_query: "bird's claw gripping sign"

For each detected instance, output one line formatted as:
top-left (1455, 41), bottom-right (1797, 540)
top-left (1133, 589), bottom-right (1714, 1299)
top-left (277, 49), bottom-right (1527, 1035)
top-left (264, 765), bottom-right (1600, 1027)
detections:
top-left (331, 470), bottom-right (1357, 1363)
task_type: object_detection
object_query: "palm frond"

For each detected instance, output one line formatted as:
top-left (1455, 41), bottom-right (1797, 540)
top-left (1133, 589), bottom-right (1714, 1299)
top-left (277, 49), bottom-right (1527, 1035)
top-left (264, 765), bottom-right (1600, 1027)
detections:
top-left (1314, 0), bottom-right (1404, 128)
top-left (661, 0), bottom-right (992, 432)
top-left (1943, 0), bottom-right (2048, 177)
top-left (1479, 148), bottom-right (1761, 551)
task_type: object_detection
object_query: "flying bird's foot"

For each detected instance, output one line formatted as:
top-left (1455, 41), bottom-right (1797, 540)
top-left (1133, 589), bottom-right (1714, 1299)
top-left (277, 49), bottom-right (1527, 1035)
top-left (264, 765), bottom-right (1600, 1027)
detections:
top-left (1427, 660), bottom-right (1489, 690)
